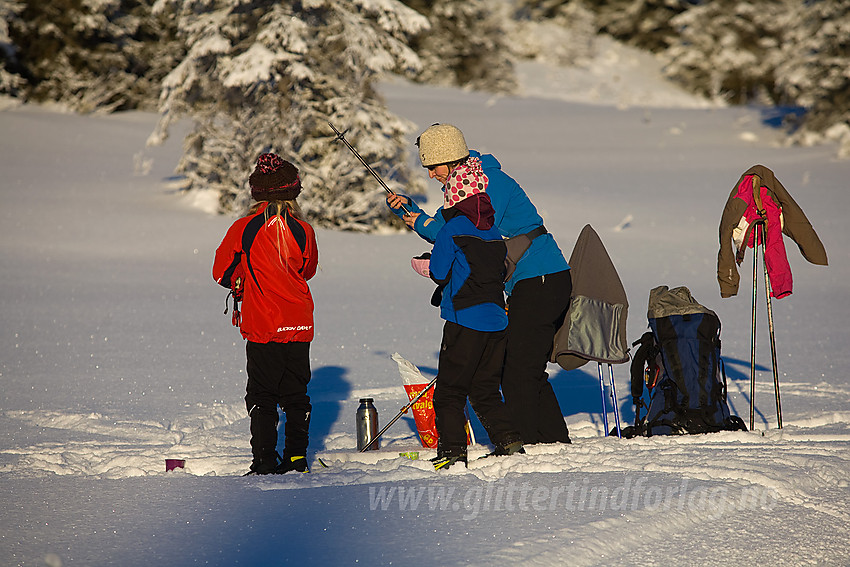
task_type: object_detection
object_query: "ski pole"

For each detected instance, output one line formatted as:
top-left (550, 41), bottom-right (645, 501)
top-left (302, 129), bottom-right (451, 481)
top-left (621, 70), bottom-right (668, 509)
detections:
top-left (597, 363), bottom-right (610, 436)
top-left (328, 121), bottom-right (411, 214)
top-left (749, 221), bottom-right (760, 430)
top-left (761, 228), bottom-right (783, 428)
top-left (608, 363), bottom-right (622, 438)
top-left (359, 375), bottom-right (437, 452)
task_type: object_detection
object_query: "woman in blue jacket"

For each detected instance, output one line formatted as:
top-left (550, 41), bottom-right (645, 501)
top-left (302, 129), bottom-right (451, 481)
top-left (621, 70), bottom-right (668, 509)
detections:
top-left (420, 157), bottom-right (522, 470)
top-left (389, 123), bottom-right (572, 446)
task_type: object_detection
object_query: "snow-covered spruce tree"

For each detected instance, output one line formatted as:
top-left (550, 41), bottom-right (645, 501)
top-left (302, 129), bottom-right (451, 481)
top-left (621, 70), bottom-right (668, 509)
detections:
top-left (149, 0), bottom-right (429, 230)
top-left (774, 2), bottom-right (850, 158)
top-left (0, 0), bottom-right (27, 99)
top-left (400, 0), bottom-right (517, 94)
top-left (3, 0), bottom-right (179, 112)
top-left (659, 0), bottom-right (849, 158)
top-left (587, 0), bottom-right (688, 53)
top-left (509, 0), bottom-right (691, 58)
top-left (661, 0), bottom-right (790, 105)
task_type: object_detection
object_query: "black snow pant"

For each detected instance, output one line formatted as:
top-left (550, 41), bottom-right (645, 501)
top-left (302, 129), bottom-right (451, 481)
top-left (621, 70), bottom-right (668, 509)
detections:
top-left (501, 269), bottom-right (572, 445)
top-left (433, 321), bottom-right (521, 458)
top-left (245, 340), bottom-right (312, 464)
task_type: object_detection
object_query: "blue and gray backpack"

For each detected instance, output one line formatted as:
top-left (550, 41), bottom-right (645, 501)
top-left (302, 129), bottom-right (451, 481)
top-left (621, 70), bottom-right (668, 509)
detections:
top-left (627, 286), bottom-right (747, 436)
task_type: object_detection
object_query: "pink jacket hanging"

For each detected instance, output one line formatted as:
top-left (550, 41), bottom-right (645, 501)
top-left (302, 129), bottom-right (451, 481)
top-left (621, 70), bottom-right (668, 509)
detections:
top-left (717, 165), bottom-right (828, 299)
top-left (730, 175), bottom-right (791, 298)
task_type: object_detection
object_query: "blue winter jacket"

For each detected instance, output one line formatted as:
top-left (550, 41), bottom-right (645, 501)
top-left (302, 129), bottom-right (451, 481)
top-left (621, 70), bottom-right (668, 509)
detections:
top-left (429, 208), bottom-right (508, 332)
top-left (390, 150), bottom-right (569, 295)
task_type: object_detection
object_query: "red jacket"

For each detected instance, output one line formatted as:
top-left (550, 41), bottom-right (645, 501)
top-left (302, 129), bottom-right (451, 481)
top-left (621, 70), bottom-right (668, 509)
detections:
top-left (213, 203), bottom-right (318, 343)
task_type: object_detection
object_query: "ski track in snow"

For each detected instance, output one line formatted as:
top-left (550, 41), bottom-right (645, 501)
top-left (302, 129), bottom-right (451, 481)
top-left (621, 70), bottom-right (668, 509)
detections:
top-left (4, 397), bottom-right (849, 522)
top-left (7, 401), bottom-right (848, 565)
top-left (1, 403), bottom-right (249, 478)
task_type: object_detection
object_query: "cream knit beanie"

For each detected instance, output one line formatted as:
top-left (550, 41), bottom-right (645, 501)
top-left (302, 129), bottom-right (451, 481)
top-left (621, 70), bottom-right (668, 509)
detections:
top-left (417, 123), bottom-right (469, 167)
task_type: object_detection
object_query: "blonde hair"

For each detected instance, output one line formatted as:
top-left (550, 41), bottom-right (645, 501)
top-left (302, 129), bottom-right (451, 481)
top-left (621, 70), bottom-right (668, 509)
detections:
top-left (250, 198), bottom-right (303, 219)
top-left (250, 199), bottom-right (304, 266)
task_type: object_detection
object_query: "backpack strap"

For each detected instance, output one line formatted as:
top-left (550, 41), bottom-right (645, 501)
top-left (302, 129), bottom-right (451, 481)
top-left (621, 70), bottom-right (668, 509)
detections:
top-left (630, 332), bottom-right (662, 429)
top-left (504, 225), bottom-right (548, 281)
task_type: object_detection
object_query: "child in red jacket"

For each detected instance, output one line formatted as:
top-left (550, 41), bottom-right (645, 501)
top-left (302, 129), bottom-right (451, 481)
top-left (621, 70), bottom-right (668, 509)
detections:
top-left (213, 153), bottom-right (319, 475)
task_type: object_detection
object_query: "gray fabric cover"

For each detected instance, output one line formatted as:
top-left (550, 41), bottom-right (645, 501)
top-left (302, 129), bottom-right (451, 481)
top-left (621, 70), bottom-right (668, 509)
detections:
top-left (648, 285), bottom-right (718, 320)
top-left (552, 224), bottom-right (629, 371)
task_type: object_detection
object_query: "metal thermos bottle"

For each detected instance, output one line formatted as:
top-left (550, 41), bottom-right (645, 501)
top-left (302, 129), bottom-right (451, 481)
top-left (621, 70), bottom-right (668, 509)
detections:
top-left (357, 398), bottom-right (379, 451)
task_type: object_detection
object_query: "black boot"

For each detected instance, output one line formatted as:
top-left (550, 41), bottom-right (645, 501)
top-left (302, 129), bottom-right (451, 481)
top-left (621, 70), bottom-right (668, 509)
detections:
top-left (493, 440), bottom-right (525, 456)
top-left (432, 442), bottom-right (468, 471)
top-left (282, 402), bottom-right (311, 458)
top-left (244, 452), bottom-right (281, 476)
top-left (274, 454), bottom-right (309, 474)
top-left (431, 453), bottom-right (468, 471)
top-left (478, 438), bottom-right (525, 460)
top-left (245, 403), bottom-right (280, 475)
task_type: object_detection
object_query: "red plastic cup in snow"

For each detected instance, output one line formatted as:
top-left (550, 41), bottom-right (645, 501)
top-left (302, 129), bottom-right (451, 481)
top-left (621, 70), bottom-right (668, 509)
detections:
top-left (165, 458), bottom-right (186, 472)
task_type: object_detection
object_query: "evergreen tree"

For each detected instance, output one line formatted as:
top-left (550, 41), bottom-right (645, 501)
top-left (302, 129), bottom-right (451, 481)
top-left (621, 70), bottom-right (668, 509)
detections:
top-left (661, 0), bottom-right (849, 155)
top-left (661, 0), bottom-right (787, 105)
top-left (0, 0), bottom-right (27, 98)
top-left (775, 1), bottom-right (850, 158)
top-left (4, 0), bottom-right (847, 184)
top-left (510, 0), bottom-right (850, 158)
top-left (149, 0), bottom-right (429, 230)
top-left (402, 0), bottom-right (517, 93)
top-left (588, 0), bottom-right (688, 53)
top-left (3, 0), bottom-right (179, 112)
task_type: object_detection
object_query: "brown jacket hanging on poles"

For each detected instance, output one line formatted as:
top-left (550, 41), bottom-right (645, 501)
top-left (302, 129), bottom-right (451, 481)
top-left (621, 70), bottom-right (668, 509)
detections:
top-left (717, 164), bottom-right (828, 299)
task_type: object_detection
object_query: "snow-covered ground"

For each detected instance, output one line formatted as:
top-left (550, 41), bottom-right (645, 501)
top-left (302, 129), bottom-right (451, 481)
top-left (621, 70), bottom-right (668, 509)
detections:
top-left (2, 55), bottom-right (849, 566)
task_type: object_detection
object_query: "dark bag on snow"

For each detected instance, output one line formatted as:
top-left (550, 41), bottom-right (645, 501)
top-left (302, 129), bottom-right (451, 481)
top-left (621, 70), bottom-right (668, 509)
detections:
top-left (625, 285), bottom-right (746, 437)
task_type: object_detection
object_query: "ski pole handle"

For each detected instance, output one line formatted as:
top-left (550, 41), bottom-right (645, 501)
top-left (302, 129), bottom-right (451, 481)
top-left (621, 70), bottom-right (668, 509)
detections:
top-left (328, 121), bottom-right (411, 215)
